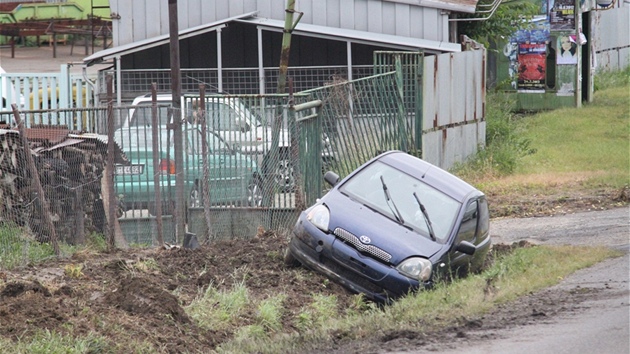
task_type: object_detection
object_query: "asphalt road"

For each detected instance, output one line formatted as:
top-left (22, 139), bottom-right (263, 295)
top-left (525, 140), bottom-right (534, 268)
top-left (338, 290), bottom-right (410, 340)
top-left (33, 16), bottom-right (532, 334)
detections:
top-left (416, 207), bottom-right (630, 354)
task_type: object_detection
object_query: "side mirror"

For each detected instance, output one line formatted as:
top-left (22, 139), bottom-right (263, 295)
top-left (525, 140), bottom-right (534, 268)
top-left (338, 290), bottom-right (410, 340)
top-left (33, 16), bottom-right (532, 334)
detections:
top-left (456, 240), bottom-right (476, 255)
top-left (324, 171), bottom-right (339, 187)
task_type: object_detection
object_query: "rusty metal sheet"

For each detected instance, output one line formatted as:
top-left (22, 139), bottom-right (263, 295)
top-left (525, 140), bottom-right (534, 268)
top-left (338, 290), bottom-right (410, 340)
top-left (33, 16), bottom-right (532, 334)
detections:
top-left (32, 138), bottom-right (83, 154)
top-left (24, 126), bottom-right (69, 145)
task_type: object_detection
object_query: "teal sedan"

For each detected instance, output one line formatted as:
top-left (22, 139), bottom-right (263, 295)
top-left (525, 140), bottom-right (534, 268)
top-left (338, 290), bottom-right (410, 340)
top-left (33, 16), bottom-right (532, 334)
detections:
top-left (113, 124), bottom-right (262, 215)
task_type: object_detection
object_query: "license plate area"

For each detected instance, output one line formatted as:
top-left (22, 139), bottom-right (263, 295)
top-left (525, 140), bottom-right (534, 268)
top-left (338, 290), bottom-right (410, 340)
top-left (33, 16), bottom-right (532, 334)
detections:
top-left (115, 164), bottom-right (144, 175)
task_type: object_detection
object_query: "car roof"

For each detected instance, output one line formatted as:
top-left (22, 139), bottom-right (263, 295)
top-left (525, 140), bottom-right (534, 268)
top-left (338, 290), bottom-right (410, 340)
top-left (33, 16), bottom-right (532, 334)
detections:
top-left (378, 151), bottom-right (480, 202)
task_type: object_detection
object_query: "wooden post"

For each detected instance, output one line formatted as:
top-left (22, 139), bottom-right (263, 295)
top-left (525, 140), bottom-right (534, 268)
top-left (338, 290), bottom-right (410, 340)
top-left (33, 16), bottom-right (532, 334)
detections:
top-left (11, 104), bottom-right (60, 256)
top-left (150, 83), bottom-right (165, 245)
top-left (198, 85), bottom-right (214, 241)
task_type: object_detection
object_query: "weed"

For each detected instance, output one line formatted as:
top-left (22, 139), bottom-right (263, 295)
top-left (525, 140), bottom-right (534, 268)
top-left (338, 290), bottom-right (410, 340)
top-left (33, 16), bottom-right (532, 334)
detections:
top-left (63, 264), bottom-right (84, 278)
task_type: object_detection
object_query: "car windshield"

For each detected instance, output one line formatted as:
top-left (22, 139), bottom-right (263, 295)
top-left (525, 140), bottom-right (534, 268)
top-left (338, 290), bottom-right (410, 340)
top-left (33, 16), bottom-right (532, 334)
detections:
top-left (129, 103), bottom-right (172, 127)
top-left (339, 161), bottom-right (461, 242)
top-left (184, 97), bottom-right (264, 128)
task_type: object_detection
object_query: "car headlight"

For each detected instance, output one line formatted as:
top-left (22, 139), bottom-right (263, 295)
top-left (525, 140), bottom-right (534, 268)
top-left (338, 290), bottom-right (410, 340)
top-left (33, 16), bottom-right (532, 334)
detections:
top-left (396, 257), bottom-right (432, 282)
top-left (307, 204), bottom-right (330, 232)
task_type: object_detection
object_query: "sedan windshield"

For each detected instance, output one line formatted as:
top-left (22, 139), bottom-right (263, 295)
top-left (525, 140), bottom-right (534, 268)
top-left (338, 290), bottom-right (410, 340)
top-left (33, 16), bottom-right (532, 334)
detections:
top-left (340, 161), bottom-right (461, 242)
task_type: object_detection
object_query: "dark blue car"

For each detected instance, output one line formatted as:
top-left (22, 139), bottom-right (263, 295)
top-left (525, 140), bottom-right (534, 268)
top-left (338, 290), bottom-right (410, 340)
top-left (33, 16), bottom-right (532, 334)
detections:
top-left (285, 151), bottom-right (491, 303)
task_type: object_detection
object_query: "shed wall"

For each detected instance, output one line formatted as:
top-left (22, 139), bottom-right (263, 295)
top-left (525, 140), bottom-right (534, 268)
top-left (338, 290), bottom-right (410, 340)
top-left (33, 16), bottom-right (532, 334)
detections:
top-left (108, 0), bottom-right (448, 47)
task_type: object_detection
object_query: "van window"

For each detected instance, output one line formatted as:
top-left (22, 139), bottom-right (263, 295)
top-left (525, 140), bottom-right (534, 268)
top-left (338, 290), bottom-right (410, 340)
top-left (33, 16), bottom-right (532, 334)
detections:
top-left (130, 104), bottom-right (172, 126)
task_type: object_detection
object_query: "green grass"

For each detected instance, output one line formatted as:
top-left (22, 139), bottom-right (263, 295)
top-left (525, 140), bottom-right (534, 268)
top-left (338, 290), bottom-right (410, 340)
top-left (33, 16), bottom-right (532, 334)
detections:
top-left (456, 71), bottom-right (629, 196)
top-left (518, 86), bottom-right (629, 179)
top-left (213, 245), bottom-right (619, 353)
top-left (0, 227), bottom-right (108, 270)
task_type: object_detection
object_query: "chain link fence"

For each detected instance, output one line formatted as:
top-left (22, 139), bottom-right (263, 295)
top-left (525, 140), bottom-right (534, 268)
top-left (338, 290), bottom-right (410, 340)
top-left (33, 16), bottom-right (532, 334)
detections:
top-left (0, 69), bottom-right (410, 269)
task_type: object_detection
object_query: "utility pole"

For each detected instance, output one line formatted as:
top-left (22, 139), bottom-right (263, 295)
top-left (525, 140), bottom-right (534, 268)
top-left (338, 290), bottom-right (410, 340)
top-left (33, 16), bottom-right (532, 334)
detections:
top-left (168, 0), bottom-right (185, 242)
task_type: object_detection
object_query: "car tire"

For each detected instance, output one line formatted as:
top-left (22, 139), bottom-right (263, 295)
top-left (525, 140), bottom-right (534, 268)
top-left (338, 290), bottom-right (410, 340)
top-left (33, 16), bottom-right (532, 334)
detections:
top-left (283, 247), bottom-right (300, 267)
top-left (189, 182), bottom-right (202, 209)
top-left (247, 177), bottom-right (263, 207)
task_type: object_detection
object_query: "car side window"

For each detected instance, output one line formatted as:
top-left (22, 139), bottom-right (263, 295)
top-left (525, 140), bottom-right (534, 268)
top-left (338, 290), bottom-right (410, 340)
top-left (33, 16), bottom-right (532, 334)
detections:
top-left (130, 104), bottom-right (171, 127)
top-left (186, 129), bottom-right (229, 155)
top-left (208, 102), bottom-right (239, 131)
top-left (457, 200), bottom-right (478, 243)
top-left (476, 197), bottom-right (489, 239)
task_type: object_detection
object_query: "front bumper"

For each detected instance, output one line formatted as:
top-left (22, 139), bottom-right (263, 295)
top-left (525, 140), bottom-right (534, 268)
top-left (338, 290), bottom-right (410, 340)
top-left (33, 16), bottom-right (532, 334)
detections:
top-left (288, 217), bottom-right (430, 303)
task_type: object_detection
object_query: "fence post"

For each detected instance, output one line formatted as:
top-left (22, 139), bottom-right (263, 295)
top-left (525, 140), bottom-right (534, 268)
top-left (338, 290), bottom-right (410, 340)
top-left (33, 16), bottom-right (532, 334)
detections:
top-left (150, 83), bottom-right (165, 245)
top-left (11, 104), bottom-right (60, 256)
top-left (198, 85), bottom-right (214, 242)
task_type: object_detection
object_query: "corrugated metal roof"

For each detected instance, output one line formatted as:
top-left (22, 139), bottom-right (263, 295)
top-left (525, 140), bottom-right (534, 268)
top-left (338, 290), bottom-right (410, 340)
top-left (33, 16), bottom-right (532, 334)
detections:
top-left (382, 0), bottom-right (478, 14)
top-left (85, 11), bottom-right (460, 66)
top-left (237, 17), bottom-right (461, 53)
top-left (83, 12), bottom-right (258, 66)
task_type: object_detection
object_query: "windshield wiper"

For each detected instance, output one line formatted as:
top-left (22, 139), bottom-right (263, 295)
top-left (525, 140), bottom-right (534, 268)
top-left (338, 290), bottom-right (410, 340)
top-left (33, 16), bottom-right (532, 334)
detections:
top-left (380, 176), bottom-right (404, 224)
top-left (413, 192), bottom-right (436, 241)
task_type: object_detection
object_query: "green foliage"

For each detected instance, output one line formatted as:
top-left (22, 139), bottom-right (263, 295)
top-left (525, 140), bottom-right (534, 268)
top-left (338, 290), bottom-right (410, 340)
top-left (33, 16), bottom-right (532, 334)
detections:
top-left (0, 225), bottom-right (56, 270)
top-left (256, 294), bottom-right (286, 333)
top-left (594, 65), bottom-right (630, 91)
top-left (0, 329), bottom-right (115, 354)
top-left (458, 0), bottom-right (540, 46)
top-left (186, 280), bottom-right (250, 331)
top-left (452, 92), bottom-right (535, 177)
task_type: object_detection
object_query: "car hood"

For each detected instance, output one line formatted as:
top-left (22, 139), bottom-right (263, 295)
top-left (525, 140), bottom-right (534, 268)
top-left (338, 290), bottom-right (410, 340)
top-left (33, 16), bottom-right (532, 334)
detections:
top-left (323, 191), bottom-right (442, 265)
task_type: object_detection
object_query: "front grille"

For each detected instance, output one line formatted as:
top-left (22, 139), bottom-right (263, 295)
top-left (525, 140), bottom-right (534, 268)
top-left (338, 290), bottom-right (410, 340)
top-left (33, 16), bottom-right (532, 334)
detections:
top-left (334, 228), bottom-right (392, 263)
top-left (321, 257), bottom-right (385, 294)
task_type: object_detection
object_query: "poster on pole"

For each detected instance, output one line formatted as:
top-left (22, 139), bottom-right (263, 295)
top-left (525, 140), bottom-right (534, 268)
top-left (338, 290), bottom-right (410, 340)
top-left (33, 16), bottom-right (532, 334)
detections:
top-left (517, 43), bottom-right (547, 93)
top-left (549, 0), bottom-right (575, 30)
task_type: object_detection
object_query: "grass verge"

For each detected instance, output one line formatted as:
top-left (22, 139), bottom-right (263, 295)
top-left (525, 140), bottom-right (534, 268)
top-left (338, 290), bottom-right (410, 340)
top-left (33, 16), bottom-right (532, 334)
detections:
top-left (214, 244), bottom-right (619, 353)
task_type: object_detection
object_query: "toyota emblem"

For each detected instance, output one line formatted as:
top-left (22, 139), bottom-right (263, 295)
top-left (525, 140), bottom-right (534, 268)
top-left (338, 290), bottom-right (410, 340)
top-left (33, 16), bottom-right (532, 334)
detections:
top-left (359, 235), bottom-right (371, 244)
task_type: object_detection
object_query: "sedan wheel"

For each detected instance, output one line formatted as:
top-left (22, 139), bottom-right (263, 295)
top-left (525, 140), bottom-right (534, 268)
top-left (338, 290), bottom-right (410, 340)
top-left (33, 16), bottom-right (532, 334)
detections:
top-left (273, 159), bottom-right (295, 192)
top-left (189, 184), bottom-right (202, 208)
top-left (247, 179), bottom-right (263, 207)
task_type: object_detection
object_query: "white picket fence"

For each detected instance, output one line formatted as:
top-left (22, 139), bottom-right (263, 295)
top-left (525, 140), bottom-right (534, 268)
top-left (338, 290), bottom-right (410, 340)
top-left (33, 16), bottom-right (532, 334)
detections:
top-left (0, 64), bottom-right (96, 114)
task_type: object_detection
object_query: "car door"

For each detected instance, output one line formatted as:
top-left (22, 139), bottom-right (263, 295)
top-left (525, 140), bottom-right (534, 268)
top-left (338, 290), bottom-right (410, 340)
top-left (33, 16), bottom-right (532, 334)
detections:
top-left (185, 127), bottom-right (243, 205)
top-left (448, 198), bottom-right (481, 275)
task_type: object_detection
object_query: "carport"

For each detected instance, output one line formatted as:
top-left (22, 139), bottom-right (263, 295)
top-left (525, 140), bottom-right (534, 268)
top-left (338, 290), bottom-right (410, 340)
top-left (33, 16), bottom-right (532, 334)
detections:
top-left (83, 13), bottom-right (460, 104)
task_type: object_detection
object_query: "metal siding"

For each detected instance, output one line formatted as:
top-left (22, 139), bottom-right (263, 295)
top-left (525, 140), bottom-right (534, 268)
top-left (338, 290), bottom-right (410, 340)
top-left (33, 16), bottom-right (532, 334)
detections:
top-left (382, 3), bottom-right (397, 35)
top-left (409, 6), bottom-right (425, 39)
top-left (436, 53), bottom-right (451, 127)
top-left (300, 0), bottom-right (314, 23)
top-left (452, 52), bottom-right (466, 124)
top-left (422, 130), bottom-right (441, 166)
top-left (112, 0), bottom-right (133, 46)
top-left (422, 55), bottom-right (436, 132)
top-left (367, 0), bottom-right (383, 33)
top-left (109, 0), bottom-right (453, 46)
top-left (395, 3), bottom-right (411, 37)
top-left (229, 1), bottom-right (245, 16)
top-left (354, 1), bottom-right (369, 31)
top-left (255, 0), bottom-right (272, 18)
top-left (423, 10), bottom-right (438, 41)
top-left (313, 0), bottom-right (328, 25)
top-left (326, 0), bottom-right (340, 28)
top-left (200, 1), bottom-right (218, 23)
top-left (339, 0), bottom-right (355, 29)
top-left (474, 49), bottom-right (484, 120)
top-left (464, 50), bottom-right (474, 121)
top-left (132, 1), bottom-right (147, 43)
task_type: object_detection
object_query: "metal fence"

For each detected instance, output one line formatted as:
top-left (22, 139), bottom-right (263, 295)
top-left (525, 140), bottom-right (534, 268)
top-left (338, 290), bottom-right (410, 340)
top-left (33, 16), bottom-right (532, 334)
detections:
top-left (0, 65), bottom-right (96, 111)
top-left (97, 65), bottom-right (375, 101)
top-left (0, 70), bottom-right (409, 268)
top-left (0, 49), bottom-right (488, 270)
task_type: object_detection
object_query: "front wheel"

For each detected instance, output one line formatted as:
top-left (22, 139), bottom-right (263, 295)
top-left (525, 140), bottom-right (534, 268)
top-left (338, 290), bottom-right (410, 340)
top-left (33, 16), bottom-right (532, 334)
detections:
top-left (246, 178), bottom-right (263, 207)
top-left (189, 183), bottom-right (202, 208)
top-left (283, 247), bottom-right (300, 267)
